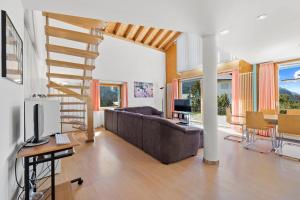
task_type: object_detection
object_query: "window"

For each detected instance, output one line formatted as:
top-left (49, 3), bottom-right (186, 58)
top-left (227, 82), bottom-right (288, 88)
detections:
top-left (181, 78), bottom-right (201, 122)
top-left (220, 82), bottom-right (229, 90)
top-left (279, 64), bottom-right (300, 113)
top-left (100, 84), bottom-right (121, 108)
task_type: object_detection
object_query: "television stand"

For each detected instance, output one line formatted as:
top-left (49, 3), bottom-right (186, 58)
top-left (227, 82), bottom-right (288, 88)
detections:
top-left (172, 111), bottom-right (191, 124)
top-left (176, 121), bottom-right (189, 126)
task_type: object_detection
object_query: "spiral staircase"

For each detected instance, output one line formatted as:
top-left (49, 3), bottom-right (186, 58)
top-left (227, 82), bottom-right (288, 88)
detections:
top-left (43, 12), bottom-right (105, 141)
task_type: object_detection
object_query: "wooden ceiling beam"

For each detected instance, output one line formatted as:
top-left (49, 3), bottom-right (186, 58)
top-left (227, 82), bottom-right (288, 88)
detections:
top-left (162, 32), bottom-right (181, 51)
top-left (149, 29), bottom-right (163, 46)
top-left (156, 30), bottom-right (172, 49)
top-left (103, 32), bottom-right (164, 52)
top-left (113, 22), bottom-right (121, 35)
top-left (141, 27), bottom-right (154, 43)
top-left (123, 24), bottom-right (133, 38)
top-left (133, 26), bottom-right (144, 41)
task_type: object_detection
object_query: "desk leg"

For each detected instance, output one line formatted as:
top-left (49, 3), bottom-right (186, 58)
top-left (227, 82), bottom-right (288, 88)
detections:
top-left (51, 153), bottom-right (55, 200)
top-left (32, 157), bottom-right (37, 192)
top-left (24, 157), bottom-right (30, 200)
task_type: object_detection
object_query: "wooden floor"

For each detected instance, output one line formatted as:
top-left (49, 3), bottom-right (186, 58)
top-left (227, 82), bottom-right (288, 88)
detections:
top-left (56, 128), bottom-right (300, 200)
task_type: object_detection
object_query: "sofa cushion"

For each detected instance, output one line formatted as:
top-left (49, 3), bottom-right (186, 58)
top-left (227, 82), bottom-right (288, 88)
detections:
top-left (117, 111), bottom-right (143, 148)
top-left (104, 109), bottom-right (119, 134)
top-left (120, 106), bottom-right (163, 116)
top-left (142, 115), bottom-right (161, 160)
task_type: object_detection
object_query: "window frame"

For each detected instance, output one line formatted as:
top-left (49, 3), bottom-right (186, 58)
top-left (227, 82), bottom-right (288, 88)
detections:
top-left (98, 83), bottom-right (122, 110)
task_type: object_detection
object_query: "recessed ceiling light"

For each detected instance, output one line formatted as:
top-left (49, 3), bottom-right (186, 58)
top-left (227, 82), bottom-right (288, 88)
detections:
top-left (220, 29), bottom-right (230, 35)
top-left (257, 14), bottom-right (268, 20)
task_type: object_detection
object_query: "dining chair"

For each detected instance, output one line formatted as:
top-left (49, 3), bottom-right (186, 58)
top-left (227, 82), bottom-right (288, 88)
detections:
top-left (244, 111), bottom-right (276, 153)
top-left (286, 109), bottom-right (300, 115)
top-left (276, 114), bottom-right (300, 160)
top-left (224, 107), bottom-right (246, 143)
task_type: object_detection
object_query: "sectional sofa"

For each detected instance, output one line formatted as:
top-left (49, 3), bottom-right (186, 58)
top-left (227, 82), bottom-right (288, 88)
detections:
top-left (104, 106), bottom-right (204, 164)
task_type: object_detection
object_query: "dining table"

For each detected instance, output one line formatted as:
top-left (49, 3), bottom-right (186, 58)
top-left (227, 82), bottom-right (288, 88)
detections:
top-left (264, 114), bottom-right (278, 125)
top-left (234, 114), bottom-right (278, 124)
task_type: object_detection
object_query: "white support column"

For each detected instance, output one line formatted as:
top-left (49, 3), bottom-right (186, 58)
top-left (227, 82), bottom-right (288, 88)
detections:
top-left (202, 35), bottom-right (219, 164)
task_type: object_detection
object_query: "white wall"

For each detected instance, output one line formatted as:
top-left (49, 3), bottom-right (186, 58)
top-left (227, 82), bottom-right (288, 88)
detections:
top-left (93, 36), bottom-right (166, 127)
top-left (0, 4), bottom-right (45, 199)
top-left (0, 1), bottom-right (25, 200)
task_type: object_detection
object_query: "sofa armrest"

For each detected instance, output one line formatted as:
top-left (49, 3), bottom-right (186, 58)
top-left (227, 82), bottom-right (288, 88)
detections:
top-left (184, 129), bottom-right (201, 135)
top-left (151, 109), bottom-right (163, 117)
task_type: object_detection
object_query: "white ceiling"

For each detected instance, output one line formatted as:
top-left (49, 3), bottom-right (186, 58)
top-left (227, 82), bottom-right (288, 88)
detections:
top-left (22, 0), bottom-right (300, 64)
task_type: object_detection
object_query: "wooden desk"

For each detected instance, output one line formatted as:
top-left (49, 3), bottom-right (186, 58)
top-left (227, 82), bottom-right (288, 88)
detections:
top-left (17, 133), bottom-right (80, 200)
top-left (17, 133), bottom-right (79, 158)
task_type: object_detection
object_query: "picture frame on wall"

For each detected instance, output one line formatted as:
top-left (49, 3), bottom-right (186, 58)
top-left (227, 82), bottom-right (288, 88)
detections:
top-left (134, 81), bottom-right (154, 98)
top-left (1, 10), bottom-right (23, 84)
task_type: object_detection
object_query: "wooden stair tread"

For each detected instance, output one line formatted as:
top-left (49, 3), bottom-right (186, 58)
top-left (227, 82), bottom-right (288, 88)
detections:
top-left (47, 73), bottom-right (92, 80)
top-left (48, 81), bottom-right (87, 100)
top-left (61, 115), bottom-right (85, 119)
top-left (61, 109), bottom-right (86, 112)
top-left (46, 59), bottom-right (95, 70)
top-left (43, 11), bottom-right (104, 30)
top-left (48, 94), bottom-right (88, 98)
top-left (60, 102), bottom-right (86, 105)
top-left (61, 121), bottom-right (84, 125)
top-left (72, 125), bottom-right (87, 131)
top-left (48, 84), bottom-right (89, 90)
top-left (45, 25), bottom-right (102, 44)
top-left (46, 44), bottom-right (99, 59)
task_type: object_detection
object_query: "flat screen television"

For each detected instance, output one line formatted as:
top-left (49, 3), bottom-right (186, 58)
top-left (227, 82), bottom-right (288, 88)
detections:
top-left (174, 99), bottom-right (192, 112)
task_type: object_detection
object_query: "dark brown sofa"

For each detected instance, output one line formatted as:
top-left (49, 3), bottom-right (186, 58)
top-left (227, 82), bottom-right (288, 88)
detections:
top-left (104, 106), bottom-right (203, 164)
top-left (117, 106), bottom-right (163, 117)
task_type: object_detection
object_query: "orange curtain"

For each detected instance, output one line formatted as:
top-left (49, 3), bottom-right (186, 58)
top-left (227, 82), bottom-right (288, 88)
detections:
top-left (259, 63), bottom-right (276, 111)
top-left (91, 80), bottom-right (100, 111)
top-left (121, 82), bottom-right (128, 108)
top-left (171, 79), bottom-right (179, 112)
top-left (231, 69), bottom-right (239, 116)
top-left (258, 62), bottom-right (276, 136)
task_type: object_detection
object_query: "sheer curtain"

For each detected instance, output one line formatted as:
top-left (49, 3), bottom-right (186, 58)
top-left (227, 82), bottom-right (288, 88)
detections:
top-left (258, 62), bottom-right (276, 136)
top-left (259, 63), bottom-right (276, 111)
top-left (231, 69), bottom-right (240, 116)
